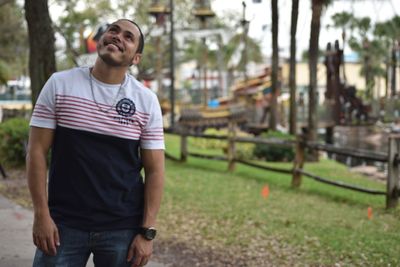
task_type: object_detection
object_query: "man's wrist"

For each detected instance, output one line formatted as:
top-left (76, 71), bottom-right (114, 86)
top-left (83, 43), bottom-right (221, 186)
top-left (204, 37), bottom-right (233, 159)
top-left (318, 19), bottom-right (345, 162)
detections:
top-left (33, 206), bottom-right (50, 217)
top-left (139, 226), bottom-right (157, 240)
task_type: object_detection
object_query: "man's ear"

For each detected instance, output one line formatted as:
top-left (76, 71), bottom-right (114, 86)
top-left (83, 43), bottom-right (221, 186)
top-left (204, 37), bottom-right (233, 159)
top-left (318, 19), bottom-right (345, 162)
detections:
top-left (131, 53), bottom-right (142, 66)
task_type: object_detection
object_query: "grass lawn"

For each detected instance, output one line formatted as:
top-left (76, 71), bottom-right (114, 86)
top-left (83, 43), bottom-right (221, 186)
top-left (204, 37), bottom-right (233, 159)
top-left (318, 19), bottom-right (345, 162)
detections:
top-left (158, 133), bottom-right (400, 266)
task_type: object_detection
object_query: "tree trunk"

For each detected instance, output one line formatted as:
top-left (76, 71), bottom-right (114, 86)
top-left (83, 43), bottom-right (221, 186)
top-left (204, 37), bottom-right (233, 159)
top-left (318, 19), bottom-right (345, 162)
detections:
top-left (216, 36), bottom-right (225, 97)
top-left (341, 30), bottom-right (347, 83)
top-left (308, 0), bottom-right (323, 158)
top-left (269, 0), bottom-right (279, 131)
top-left (289, 0), bottom-right (299, 135)
top-left (391, 43), bottom-right (397, 97)
top-left (24, 0), bottom-right (56, 106)
top-left (385, 56), bottom-right (389, 98)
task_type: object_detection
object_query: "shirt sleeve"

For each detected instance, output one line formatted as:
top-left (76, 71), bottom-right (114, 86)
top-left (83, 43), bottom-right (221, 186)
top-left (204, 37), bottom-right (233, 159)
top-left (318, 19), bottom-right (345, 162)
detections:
top-left (140, 94), bottom-right (165, 150)
top-left (29, 75), bottom-right (57, 129)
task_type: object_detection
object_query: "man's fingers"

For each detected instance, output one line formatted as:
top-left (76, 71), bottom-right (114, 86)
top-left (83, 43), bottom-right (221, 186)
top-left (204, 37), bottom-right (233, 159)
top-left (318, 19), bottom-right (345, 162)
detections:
top-left (130, 247), bottom-right (143, 267)
top-left (46, 236), bottom-right (57, 256)
top-left (39, 238), bottom-right (49, 254)
top-left (126, 245), bottom-right (135, 262)
top-left (139, 257), bottom-right (149, 266)
top-left (132, 255), bottom-right (143, 267)
top-left (54, 227), bottom-right (60, 247)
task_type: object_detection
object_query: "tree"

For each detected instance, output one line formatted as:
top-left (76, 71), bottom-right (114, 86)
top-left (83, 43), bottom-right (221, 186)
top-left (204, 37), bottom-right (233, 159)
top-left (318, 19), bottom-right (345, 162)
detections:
top-left (374, 17), bottom-right (400, 97)
top-left (350, 17), bottom-right (374, 98)
top-left (347, 17), bottom-right (387, 99)
top-left (52, 0), bottom-right (198, 76)
top-left (308, 0), bottom-right (331, 156)
top-left (222, 33), bottom-right (263, 72)
top-left (54, 0), bottom-right (112, 68)
top-left (330, 11), bottom-right (354, 83)
top-left (0, 0), bottom-right (28, 84)
top-left (289, 0), bottom-right (299, 135)
top-left (25, 0), bottom-right (56, 106)
top-left (270, 0), bottom-right (279, 131)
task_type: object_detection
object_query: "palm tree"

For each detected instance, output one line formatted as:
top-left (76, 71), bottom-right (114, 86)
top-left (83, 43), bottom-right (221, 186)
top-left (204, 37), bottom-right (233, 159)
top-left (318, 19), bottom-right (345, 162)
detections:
top-left (348, 17), bottom-right (375, 99)
top-left (308, 0), bottom-right (331, 154)
top-left (289, 0), bottom-right (299, 135)
top-left (330, 11), bottom-right (354, 83)
top-left (374, 17), bottom-right (400, 97)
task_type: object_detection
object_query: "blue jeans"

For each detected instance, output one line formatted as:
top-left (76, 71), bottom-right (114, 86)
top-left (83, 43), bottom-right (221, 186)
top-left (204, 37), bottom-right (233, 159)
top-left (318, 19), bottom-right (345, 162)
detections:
top-left (32, 225), bottom-right (139, 267)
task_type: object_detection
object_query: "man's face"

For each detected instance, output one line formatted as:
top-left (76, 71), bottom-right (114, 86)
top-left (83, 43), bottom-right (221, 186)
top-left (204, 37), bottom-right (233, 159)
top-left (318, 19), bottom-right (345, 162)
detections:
top-left (97, 20), bottom-right (142, 67)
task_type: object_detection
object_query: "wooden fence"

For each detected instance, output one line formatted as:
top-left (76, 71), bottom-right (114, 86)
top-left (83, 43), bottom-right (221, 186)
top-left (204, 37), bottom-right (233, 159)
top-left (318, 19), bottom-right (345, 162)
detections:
top-left (166, 126), bottom-right (400, 209)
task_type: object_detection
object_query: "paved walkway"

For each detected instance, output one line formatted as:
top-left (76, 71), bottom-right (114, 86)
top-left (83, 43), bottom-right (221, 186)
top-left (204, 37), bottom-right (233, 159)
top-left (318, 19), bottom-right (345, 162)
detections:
top-left (0, 194), bottom-right (166, 267)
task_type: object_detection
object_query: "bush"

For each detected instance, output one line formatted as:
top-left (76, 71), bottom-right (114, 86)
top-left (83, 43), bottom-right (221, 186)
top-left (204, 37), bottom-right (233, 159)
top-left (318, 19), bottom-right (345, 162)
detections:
top-left (253, 131), bottom-right (295, 162)
top-left (189, 128), bottom-right (256, 160)
top-left (0, 118), bottom-right (29, 167)
top-left (189, 128), bottom-right (226, 151)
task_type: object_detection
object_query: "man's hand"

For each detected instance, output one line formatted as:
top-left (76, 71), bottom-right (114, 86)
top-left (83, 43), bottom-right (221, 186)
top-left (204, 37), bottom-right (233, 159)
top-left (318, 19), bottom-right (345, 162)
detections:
top-left (32, 213), bottom-right (60, 256)
top-left (127, 235), bottom-right (153, 267)
top-left (27, 127), bottom-right (57, 255)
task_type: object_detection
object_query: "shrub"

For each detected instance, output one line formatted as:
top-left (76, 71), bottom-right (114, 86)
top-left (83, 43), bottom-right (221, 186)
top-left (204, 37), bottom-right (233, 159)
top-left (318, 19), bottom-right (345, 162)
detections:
top-left (0, 118), bottom-right (29, 167)
top-left (189, 128), bottom-right (256, 160)
top-left (253, 131), bottom-right (295, 162)
top-left (189, 128), bottom-right (226, 150)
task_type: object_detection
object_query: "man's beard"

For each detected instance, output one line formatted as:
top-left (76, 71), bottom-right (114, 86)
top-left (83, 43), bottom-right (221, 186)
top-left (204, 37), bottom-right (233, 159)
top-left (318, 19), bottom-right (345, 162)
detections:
top-left (98, 52), bottom-right (133, 67)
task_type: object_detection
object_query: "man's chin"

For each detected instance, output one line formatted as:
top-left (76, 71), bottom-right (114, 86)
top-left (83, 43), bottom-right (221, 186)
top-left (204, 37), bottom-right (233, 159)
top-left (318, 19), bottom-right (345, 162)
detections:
top-left (99, 54), bottom-right (129, 67)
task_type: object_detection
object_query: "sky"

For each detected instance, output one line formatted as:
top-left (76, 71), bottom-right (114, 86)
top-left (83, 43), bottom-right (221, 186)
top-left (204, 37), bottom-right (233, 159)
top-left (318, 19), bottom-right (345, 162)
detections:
top-left (211, 0), bottom-right (400, 58)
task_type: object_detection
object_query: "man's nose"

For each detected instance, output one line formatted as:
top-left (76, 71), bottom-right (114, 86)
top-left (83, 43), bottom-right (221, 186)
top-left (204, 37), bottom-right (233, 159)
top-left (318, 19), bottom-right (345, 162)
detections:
top-left (111, 32), bottom-right (122, 42)
top-left (112, 34), bottom-right (121, 42)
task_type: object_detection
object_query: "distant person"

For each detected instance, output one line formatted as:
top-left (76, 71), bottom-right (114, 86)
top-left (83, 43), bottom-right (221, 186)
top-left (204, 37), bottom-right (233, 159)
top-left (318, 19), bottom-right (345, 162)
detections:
top-left (26, 19), bottom-right (165, 267)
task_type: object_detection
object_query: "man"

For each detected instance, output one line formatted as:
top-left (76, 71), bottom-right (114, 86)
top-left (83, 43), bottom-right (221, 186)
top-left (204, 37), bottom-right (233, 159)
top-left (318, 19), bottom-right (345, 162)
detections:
top-left (26, 19), bottom-right (165, 267)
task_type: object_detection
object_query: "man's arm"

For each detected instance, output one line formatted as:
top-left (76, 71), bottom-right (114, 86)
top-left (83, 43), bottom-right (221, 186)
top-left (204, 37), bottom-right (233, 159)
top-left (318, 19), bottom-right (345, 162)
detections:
top-left (127, 149), bottom-right (165, 267)
top-left (141, 149), bottom-right (165, 227)
top-left (26, 126), bottom-right (59, 256)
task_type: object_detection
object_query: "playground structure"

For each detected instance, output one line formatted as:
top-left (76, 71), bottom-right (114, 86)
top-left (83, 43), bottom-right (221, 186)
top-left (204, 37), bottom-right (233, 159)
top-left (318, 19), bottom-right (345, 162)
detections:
top-left (178, 67), bottom-right (279, 133)
top-left (174, 40), bottom-right (376, 134)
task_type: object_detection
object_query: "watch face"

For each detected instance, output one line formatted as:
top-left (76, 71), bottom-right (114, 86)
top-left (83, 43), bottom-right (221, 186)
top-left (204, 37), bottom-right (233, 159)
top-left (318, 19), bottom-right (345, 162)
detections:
top-left (143, 228), bottom-right (157, 240)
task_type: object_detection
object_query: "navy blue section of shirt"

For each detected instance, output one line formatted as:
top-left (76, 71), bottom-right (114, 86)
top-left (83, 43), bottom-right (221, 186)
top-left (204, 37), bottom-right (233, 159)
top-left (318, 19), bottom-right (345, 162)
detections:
top-left (48, 126), bottom-right (144, 231)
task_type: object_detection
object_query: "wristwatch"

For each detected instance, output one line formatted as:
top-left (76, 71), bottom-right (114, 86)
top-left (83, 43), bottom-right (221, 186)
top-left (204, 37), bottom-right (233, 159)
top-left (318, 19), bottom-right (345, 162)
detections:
top-left (139, 227), bottom-right (157, 240)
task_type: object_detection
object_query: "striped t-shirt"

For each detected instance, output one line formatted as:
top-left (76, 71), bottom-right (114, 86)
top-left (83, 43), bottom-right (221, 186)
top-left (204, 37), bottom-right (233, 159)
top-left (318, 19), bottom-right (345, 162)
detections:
top-left (30, 67), bottom-right (164, 231)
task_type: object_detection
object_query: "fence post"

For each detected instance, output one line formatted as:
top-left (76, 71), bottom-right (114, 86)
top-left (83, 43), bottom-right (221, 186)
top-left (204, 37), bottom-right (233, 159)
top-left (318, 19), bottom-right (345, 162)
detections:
top-left (180, 131), bottom-right (188, 162)
top-left (292, 134), bottom-right (305, 187)
top-left (387, 134), bottom-right (400, 209)
top-left (228, 120), bottom-right (236, 172)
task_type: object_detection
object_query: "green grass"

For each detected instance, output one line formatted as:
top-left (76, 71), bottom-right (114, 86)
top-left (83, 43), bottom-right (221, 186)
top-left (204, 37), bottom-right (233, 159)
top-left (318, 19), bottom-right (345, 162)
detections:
top-left (160, 133), bottom-right (400, 266)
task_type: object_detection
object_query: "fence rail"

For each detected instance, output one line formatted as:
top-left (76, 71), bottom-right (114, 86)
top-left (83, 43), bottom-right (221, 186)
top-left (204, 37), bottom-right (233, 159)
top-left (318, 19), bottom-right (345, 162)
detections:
top-left (306, 141), bottom-right (388, 162)
top-left (296, 169), bottom-right (386, 195)
top-left (236, 159), bottom-right (292, 174)
top-left (167, 125), bottom-right (400, 209)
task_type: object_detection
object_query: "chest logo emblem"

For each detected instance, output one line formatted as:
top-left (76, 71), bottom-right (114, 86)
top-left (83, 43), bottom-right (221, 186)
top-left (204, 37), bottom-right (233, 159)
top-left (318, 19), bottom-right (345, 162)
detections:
top-left (116, 98), bottom-right (136, 117)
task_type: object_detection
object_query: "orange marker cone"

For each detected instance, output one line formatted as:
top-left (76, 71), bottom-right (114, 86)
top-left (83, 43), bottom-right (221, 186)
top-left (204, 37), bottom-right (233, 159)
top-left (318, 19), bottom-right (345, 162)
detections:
top-left (261, 185), bottom-right (270, 199)
top-left (367, 206), bottom-right (373, 220)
